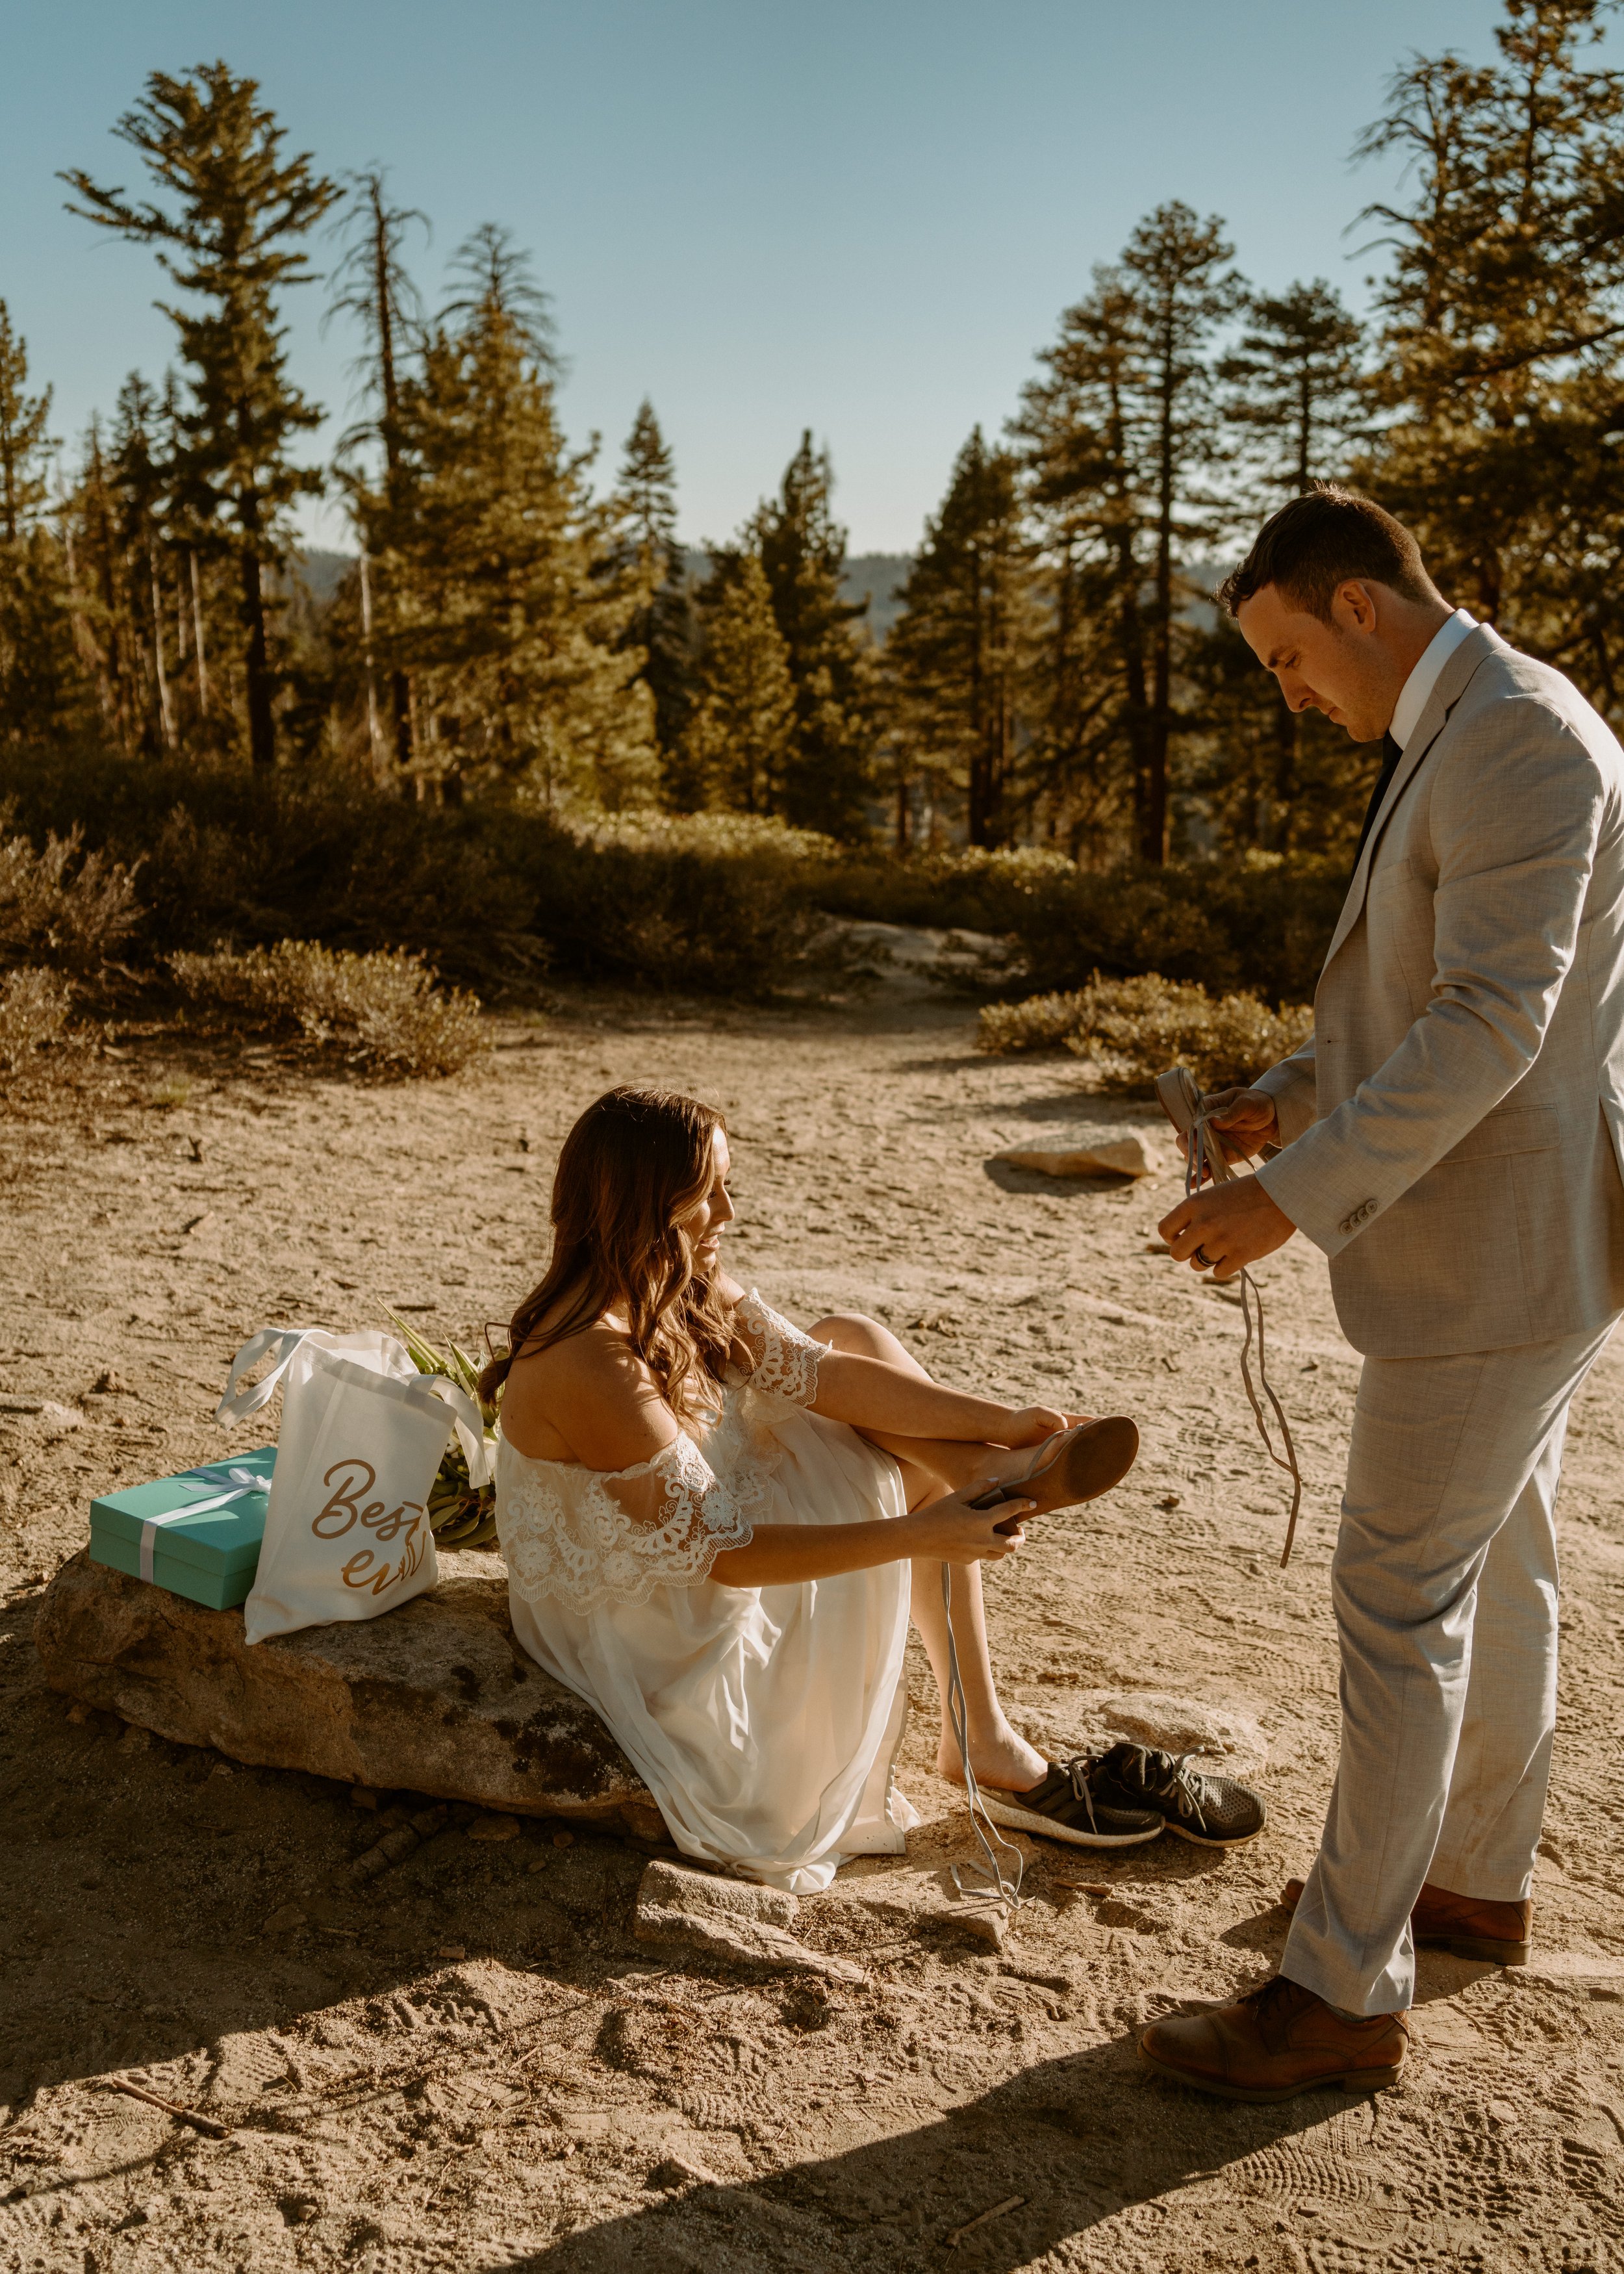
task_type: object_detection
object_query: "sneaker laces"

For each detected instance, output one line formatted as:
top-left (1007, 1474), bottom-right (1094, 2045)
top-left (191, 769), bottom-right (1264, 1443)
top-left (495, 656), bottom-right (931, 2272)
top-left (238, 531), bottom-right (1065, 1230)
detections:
top-left (1061, 1756), bottom-right (1102, 1835)
top-left (1115, 1744), bottom-right (1223, 1832)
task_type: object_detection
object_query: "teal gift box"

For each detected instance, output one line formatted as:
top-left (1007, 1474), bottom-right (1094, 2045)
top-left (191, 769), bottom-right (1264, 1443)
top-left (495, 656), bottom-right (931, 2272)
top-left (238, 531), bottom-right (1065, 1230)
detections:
top-left (88, 1447), bottom-right (276, 1610)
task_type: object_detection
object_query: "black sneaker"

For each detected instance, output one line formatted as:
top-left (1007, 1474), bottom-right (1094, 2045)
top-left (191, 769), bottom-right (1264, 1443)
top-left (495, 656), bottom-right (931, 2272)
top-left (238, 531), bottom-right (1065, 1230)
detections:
top-left (1088, 1741), bottom-right (1265, 1846)
top-left (980, 1757), bottom-right (1163, 1848)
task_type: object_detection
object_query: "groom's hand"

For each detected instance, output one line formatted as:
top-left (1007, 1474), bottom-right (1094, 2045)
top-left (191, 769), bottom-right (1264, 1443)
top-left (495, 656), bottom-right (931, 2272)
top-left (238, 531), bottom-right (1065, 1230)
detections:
top-left (1160, 1177), bottom-right (1295, 1282)
top-left (1194, 1086), bottom-right (1280, 1170)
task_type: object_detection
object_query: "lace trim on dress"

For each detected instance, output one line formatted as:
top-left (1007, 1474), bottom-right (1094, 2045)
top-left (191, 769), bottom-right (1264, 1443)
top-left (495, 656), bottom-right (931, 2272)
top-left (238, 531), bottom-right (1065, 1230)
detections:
top-left (733, 1291), bottom-right (824, 1405)
top-left (498, 1427), bottom-right (761, 1617)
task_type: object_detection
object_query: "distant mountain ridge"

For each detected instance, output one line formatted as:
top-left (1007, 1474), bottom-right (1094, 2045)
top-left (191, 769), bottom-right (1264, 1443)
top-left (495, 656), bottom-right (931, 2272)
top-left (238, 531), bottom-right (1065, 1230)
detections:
top-left (296, 546), bottom-right (916, 641)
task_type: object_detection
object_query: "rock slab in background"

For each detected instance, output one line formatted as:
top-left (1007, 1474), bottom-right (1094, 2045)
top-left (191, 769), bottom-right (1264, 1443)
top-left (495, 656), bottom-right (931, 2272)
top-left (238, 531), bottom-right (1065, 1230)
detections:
top-left (1009, 1689), bottom-right (1269, 1781)
top-left (34, 1548), bottom-right (657, 1832)
top-left (633, 1858), bottom-right (865, 1982)
top-left (991, 1127), bottom-right (1166, 1180)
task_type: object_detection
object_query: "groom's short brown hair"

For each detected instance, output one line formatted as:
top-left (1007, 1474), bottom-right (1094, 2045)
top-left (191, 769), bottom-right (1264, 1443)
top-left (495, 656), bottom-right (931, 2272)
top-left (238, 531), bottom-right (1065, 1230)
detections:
top-left (1217, 485), bottom-right (1440, 622)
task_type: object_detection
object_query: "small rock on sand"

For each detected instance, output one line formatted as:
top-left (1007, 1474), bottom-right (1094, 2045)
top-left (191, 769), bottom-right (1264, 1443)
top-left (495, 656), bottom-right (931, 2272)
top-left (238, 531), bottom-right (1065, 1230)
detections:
top-left (633, 1858), bottom-right (865, 1982)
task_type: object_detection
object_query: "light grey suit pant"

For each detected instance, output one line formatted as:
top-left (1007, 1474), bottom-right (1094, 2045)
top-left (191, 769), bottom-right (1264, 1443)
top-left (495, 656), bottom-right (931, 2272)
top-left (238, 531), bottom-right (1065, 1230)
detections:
top-left (1282, 1316), bottom-right (1614, 2015)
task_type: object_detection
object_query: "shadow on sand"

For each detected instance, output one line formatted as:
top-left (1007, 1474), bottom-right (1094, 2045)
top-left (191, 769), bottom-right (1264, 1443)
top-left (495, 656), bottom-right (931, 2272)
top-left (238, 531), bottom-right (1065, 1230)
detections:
top-left (474, 2027), bottom-right (1350, 2272)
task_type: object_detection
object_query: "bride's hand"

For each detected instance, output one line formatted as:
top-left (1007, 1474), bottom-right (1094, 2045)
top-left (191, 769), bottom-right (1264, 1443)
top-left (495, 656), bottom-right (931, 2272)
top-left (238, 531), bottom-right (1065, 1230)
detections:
top-left (999, 1405), bottom-right (1072, 1448)
top-left (906, 1486), bottom-right (1034, 1565)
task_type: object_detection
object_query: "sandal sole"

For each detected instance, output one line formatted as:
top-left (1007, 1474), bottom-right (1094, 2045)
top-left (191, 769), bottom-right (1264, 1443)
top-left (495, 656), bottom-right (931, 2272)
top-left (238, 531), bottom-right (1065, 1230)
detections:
top-left (974, 1417), bottom-right (1141, 1527)
top-left (980, 1795), bottom-right (1161, 1848)
top-left (1137, 2047), bottom-right (1404, 2102)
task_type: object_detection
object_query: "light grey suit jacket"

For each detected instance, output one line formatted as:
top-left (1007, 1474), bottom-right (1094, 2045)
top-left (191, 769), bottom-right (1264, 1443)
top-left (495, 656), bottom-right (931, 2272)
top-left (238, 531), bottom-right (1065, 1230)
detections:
top-left (1253, 622), bottom-right (1624, 1359)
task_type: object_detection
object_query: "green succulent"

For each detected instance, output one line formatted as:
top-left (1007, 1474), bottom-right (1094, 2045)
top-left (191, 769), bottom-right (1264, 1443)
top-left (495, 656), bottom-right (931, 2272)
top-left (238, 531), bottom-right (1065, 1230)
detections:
top-left (387, 1309), bottom-right (501, 1550)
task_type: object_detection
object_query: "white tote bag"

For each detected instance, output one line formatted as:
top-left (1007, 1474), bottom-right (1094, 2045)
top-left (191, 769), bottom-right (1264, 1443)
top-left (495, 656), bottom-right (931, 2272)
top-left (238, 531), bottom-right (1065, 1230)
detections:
top-left (216, 1327), bottom-right (492, 1646)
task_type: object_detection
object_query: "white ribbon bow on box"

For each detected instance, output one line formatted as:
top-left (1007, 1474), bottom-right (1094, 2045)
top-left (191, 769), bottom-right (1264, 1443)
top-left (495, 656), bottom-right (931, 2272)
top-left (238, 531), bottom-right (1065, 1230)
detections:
top-left (138, 1465), bottom-right (271, 1583)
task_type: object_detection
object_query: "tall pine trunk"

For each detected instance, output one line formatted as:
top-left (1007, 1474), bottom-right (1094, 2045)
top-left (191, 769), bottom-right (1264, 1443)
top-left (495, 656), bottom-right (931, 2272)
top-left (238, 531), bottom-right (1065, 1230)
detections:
top-left (368, 177), bottom-right (415, 775)
top-left (241, 546), bottom-right (274, 769)
top-left (1143, 321), bottom-right (1175, 865)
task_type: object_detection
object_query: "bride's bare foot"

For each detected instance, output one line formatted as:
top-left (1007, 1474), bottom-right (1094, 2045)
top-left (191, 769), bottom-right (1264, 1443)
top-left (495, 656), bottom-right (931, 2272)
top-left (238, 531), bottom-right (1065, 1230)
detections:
top-left (936, 1722), bottom-right (1048, 1792)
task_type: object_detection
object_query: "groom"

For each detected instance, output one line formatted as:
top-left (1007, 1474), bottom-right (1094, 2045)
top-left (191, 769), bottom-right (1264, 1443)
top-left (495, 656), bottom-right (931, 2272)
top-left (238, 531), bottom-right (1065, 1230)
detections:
top-left (1144, 485), bottom-right (1624, 2101)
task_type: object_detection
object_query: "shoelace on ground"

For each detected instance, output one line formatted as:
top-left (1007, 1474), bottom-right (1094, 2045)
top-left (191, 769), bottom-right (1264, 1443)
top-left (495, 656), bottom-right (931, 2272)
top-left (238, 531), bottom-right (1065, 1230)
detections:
top-left (1166, 1073), bottom-right (1304, 1568)
top-left (941, 1562), bottom-right (1026, 1911)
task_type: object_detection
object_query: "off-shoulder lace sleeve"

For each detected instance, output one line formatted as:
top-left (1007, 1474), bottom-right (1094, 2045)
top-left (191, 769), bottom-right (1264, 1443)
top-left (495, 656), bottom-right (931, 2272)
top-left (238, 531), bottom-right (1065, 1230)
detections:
top-left (496, 1430), bottom-right (756, 1615)
top-left (733, 1291), bottom-right (825, 1405)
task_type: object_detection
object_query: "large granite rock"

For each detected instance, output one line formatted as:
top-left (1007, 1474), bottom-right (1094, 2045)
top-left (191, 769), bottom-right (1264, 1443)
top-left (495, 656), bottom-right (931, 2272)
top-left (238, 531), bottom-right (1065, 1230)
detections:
top-left (34, 1549), bottom-right (659, 1835)
top-left (991, 1125), bottom-right (1167, 1180)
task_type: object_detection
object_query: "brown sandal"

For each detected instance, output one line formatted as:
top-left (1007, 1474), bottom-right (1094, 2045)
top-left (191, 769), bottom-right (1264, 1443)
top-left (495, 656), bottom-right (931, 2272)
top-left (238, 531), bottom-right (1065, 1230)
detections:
top-left (970, 1417), bottom-right (1139, 1529)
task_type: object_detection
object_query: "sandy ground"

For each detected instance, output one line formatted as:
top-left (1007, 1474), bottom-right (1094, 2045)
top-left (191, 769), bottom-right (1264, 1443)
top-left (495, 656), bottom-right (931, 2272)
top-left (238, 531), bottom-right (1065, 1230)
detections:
top-left (1, 975), bottom-right (1623, 2273)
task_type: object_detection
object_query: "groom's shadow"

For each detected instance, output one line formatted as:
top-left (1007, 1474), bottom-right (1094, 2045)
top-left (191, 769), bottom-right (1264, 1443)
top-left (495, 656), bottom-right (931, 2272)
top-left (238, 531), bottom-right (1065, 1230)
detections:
top-left (482, 2017), bottom-right (1340, 2272)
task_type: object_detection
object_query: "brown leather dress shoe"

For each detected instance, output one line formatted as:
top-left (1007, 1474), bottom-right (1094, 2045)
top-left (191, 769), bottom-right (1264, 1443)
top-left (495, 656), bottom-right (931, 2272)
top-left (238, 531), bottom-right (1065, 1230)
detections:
top-left (1280, 1877), bottom-right (1531, 1965)
top-left (1139, 1975), bottom-right (1409, 2104)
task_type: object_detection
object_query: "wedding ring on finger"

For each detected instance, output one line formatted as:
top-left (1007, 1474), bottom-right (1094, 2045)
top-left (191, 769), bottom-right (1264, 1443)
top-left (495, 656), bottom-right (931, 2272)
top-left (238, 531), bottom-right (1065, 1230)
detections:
top-left (1192, 1244), bottom-right (1216, 1270)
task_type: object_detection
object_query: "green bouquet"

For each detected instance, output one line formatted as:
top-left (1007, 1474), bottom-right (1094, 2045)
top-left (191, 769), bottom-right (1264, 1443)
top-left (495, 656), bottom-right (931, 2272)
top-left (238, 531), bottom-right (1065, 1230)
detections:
top-left (387, 1310), bottom-right (501, 1550)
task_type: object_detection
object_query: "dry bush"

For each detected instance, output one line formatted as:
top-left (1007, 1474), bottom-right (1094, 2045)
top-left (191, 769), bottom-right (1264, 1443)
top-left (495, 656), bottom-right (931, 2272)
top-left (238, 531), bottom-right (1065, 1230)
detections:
top-left (978, 972), bottom-right (1312, 1094)
top-left (0, 742), bottom-right (1351, 1006)
top-left (0, 805), bottom-right (142, 971)
top-left (170, 941), bottom-right (484, 1077)
top-left (0, 965), bottom-right (75, 1075)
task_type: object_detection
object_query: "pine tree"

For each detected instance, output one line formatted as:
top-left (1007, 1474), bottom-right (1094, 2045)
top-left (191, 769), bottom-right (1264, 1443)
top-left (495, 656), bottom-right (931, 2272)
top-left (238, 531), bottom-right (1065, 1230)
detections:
top-left (1201, 279), bottom-right (1369, 848)
top-left (1013, 270), bottom-right (1154, 863)
top-left (1016, 214), bottom-right (1241, 863)
top-left (64, 64), bottom-right (340, 767)
top-left (754, 433), bottom-right (874, 838)
top-left (0, 303), bottom-right (53, 545)
top-left (1355, 0), bottom-right (1624, 696)
top-left (328, 166), bottom-right (429, 771)
top-left (615, 400), bottom-right (697, 787)
top-left (683, 552), bottom-right (795, 813)
top-left (1221, 281), bottom-right (1366, 501)
top-left (888, 429), bottom-right (1034, 848)
top-left (0, 305), bottom-right (87, 748)
top-left (108, 374), bottom-right (176, 752)
top-left (1119, 204), bottom-right (1245, 861)
top-left (371, 227), bottom-right (655, 808)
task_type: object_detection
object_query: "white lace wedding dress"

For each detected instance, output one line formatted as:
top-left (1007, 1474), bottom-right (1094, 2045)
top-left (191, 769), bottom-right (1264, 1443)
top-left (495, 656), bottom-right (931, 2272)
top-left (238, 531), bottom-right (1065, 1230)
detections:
top-left (494, 1294), bottom-right (918, 1894)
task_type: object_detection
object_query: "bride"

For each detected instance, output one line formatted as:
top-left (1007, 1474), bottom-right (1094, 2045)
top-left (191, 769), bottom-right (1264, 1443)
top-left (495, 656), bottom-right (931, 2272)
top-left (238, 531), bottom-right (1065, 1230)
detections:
top-left (485, 1086), bottom-right (1254, 1893)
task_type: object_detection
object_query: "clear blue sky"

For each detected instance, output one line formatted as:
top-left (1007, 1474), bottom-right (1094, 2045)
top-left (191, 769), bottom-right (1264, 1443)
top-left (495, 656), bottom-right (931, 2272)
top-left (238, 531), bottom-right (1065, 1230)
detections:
top-left (4, 0), bottom-right (1516, 555)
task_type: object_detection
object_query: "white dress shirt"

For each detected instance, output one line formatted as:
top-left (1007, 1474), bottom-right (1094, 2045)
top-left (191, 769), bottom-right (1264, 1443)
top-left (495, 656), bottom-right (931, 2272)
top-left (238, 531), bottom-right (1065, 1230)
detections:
top-left (1389, 607), bottom-right (1477, 751)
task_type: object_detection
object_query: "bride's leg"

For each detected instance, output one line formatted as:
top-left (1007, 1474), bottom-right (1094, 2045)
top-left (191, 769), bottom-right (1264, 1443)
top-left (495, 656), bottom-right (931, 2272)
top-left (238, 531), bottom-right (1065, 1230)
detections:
top-left (809, 1312), bottom-right (1047, 1795)
top-left (805, 1313), bottom-right (1072, 1497)
top-left (907, 1557), bottom-right (1045, 1792)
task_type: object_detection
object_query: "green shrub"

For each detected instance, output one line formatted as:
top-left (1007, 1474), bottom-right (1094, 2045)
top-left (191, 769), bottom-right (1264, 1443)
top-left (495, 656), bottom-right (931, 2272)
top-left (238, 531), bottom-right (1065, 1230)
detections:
top-left (976, 991), bottom-right (1093, 1054)
top-left (978, 972), bottom-right (1313, 1094)
top-left (0, 805), bottom-right (142, 971)
top-left (0, 741), bottom-right (1349, 1004)
top-left (170, 941), bottom-right (484, 1077)
top-left (0, 965), bottom-right (75, 1074)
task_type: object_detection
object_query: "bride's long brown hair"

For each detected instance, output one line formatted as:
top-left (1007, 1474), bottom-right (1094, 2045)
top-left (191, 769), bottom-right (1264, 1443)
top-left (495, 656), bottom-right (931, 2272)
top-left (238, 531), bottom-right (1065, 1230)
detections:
top-left (479, 1086), bottom-right (740, 1416)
